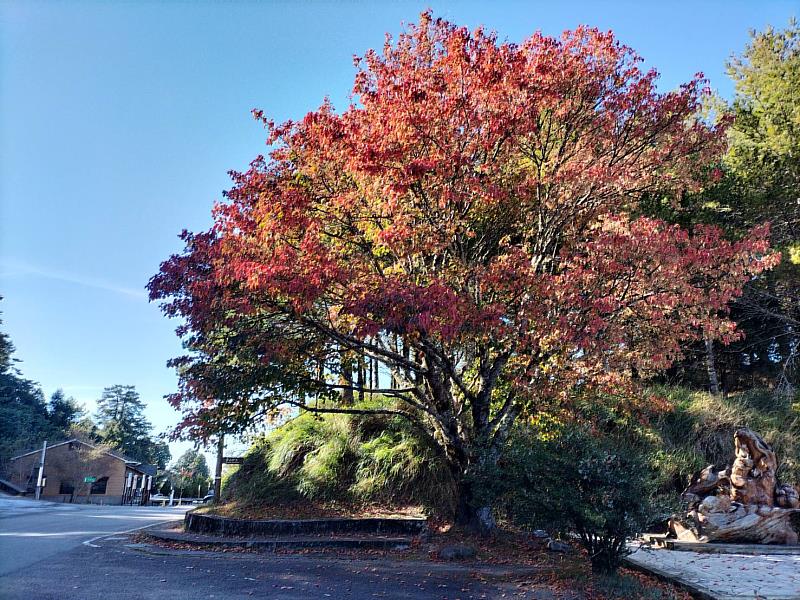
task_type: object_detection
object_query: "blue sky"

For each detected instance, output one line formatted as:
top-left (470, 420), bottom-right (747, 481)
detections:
top-left (1, 0), bottom-right (797, 463)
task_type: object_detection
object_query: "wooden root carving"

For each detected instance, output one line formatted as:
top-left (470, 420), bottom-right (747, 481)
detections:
top-left (730, 429), bottom-right (777, 506)
top-left (670, 428), bottom-right (799, 545)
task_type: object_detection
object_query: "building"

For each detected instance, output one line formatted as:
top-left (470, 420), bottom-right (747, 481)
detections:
top-left (7, 439), bottom-right (154, 505)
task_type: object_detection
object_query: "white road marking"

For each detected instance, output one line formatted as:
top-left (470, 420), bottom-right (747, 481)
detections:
top-left (82, 520), bottom-right (178, 548)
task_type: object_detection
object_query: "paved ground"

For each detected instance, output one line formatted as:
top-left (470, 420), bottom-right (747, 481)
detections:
top-left (11, 496), bottom-right (797, 599)
top-left (0, 495), bottom-right (190, 576)
top-left (626, 544), bottom-right (800, 600)
top-left (0, 536), bottom-right (566, 600)
top-left (0, 497), bottom-right (559, 599)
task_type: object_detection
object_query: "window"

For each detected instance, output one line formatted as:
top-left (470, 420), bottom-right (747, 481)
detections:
top-left (90, 477), bottom-right (108, 495)
top-left (59, 481), bottom-right (75, 495)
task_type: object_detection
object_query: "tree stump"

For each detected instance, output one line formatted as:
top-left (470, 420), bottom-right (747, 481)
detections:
top-left (670, 428), bottom-right (800, 545)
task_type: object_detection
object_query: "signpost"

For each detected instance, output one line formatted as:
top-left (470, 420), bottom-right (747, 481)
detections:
top-left (84, 476), bottom-right (97, 483)
top-left (222, 457), bottom-right (243, 465)
top-left (34, 441), bottom-right (47, 500)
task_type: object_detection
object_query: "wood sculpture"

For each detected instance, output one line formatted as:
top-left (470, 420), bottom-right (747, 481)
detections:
top-left (670, 428), bottom-right (799, 544)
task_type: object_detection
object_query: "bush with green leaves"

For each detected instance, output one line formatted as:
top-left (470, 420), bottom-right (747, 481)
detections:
top-left (501, 425), bottom-right (659, 574)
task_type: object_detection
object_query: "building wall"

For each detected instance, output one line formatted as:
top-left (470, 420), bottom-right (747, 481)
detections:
top-left (8, 442), bottom-right (139, 504)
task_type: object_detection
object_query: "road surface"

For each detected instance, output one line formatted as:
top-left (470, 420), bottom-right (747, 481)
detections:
top-left (0, 535), bottom-right (548, 600)
top-left (0, 495), bottom-right (189, 576)
top-left (0, 496), bottom-right (552, 599)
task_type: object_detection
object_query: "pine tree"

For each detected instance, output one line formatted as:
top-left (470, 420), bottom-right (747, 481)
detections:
top-left (48, 389), bottom-right (84, 431)
top-left (0, 301), bottom-right (63, 464)
top-left (95, 385), bottom-right (153, 462)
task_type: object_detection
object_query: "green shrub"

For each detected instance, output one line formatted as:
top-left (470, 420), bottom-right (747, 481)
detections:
top-left (353, 428), bottom-right (456, 510)
top-left (502, 425), bottom-right (659, 574)
top-left (565, 385), bottom-right (800, 499)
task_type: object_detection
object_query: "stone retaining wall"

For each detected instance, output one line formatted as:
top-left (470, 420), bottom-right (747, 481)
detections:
top-left (184, 510), bottom-right (427, 537)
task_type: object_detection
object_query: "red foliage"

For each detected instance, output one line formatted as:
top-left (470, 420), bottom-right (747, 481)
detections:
top-left (150, 14), bottom-right (777, 469)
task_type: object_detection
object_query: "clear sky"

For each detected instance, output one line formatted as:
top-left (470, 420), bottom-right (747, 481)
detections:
top-left (1, 0), bottom-right (797, 464)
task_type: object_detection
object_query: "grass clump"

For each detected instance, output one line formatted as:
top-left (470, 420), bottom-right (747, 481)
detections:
top-left (651, 386), bottom-right (800, 486)
top-left (223, 397), bottom-right (455, 514)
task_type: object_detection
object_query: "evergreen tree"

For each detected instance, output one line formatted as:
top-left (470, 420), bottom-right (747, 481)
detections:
top-left (48, 389), bottom-right (84, 431)
top-left (94, 385), bottom-right (171, 468)
top-left (726, 18), bottom-right (799, 241)
top-left (95, 385), bottom-right (154, 462)
top-left (170, 449), bottom-right (210, 497)
top-left (148, 440), bottom-right (172, 471)
top-left (721, 19), bottom-right (800, 394)
top-left (0, 301), bottom-right (63, 465)
top-left (653, 20), bottom-right (800, 394)
top-left (0, 298), bottom-right (13, 372)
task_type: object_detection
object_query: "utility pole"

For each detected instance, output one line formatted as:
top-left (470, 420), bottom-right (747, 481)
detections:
top-left (34, 440), bottom-right (47, 500)
top-left (213, 434), bottom-right (224, 503)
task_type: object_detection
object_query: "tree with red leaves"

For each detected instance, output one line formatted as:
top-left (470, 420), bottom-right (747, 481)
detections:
top-left (150, 13), bottom-right (778, 531)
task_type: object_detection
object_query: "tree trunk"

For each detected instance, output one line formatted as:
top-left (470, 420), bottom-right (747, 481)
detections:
top-left (356, 354), bottom-right (365, 403)
top-left (368, 356), bottom-right (374, 399)
top-left (454, 479), bottom-right (496, 535)
top-left (672, 428), bottom-right (800, 544)
top-left (704, 334), bottom-right (721, 395)
top-left (339, 351), bottom-right (354, 405)
top-left (672, 502), bottom-right (799, 545)
top-left (450, 438), bottom-right (499, 536)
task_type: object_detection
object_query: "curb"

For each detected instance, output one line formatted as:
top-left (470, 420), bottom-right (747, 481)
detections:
top-left (128, 539), bottom-right (546, 580)
top-left (147, 528), bottom-right (414, 551)
top-left (184, 510), bottom-right (428, 537)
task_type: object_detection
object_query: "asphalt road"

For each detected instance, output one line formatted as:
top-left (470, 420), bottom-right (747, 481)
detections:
top-left (0, 496), bottom-right (189, 576)
top-left (0, 496), bottom-right (550, 600)
top-left (0, 536), bottom-right (546, 600)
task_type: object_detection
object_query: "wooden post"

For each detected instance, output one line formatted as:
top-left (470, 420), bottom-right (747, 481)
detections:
top-left (213, 435), bottom-right (224, 503)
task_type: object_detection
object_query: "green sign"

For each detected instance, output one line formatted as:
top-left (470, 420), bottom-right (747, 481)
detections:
top-left (84, 476), bottom-right (97, 483)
